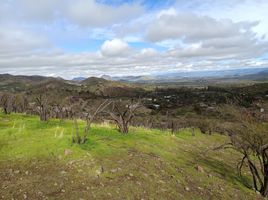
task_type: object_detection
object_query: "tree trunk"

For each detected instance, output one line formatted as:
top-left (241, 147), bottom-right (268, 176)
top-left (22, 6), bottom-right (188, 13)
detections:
top-left (261, 165), bottom-right (268, 197)
top-left (39, 107), bottom-right (48, 121)
top-left (122, 124), bottom-right (129, 134)
top-left (73, 119), bottom-right (81, 144)
top-left (3, 107), bottom-right (8, 114)
top-left (191, 127), bottom-right (195, 136)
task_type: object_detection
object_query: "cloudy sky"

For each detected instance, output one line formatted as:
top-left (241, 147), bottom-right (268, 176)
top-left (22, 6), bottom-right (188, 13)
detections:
top-left (0, 0), bottom-right (268, 79)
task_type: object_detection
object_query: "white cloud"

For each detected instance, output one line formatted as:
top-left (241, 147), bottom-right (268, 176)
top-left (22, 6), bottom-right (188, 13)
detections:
top-left (0, 0), bottom-right (268, 78)
top-left (190, 0), bottom-right (268, 38)
top-left (100, 39), bottom-right (130, 57)
top-left (0, 0), bottom-right (145, 29)
top-left (146, 10), bottom-right (258, 43)
top-left (0, 28), bottom-right (50, 57)
top-left (144, 9), bottom-right (268, 61)
top-left (140, 48), bottom-right (158, 57)
top-left (17, 0), bottom-right (62, 21)
top-left (67, 0), bottom-right (143, 27)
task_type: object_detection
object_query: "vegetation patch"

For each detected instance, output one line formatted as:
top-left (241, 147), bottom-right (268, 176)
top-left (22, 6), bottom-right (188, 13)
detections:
top-left (0, 113), bottom-right (264, 199)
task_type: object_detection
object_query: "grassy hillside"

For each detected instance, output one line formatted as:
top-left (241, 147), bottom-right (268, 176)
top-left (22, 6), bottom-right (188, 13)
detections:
top-left (0, 113), bottom-right (264, 199)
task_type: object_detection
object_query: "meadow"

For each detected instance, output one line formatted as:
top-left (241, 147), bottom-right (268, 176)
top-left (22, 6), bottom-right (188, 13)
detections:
top-left (0, 112), bottom-right (263, 199)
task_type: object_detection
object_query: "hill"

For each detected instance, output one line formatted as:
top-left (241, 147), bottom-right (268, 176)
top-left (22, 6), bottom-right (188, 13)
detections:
top-left (0, 113), bottom-right (263, 199)
top-left (0, 74), bottom-right (64, 92)
top-left (81, 77), bottom-right (146, 97)
top-left (0, 74), bottom-right (147, 98)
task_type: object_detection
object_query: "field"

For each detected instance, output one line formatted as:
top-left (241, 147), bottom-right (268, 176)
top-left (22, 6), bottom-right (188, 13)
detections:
top-left (0, 113), bottom-right (264, 199)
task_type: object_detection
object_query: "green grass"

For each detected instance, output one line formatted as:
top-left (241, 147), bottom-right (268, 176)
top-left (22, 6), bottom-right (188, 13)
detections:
top-left (0, 112), bottom-right (263, 200)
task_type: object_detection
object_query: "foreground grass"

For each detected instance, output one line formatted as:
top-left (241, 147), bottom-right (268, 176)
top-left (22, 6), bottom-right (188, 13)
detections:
top-left (0, 113), bottom-right (263, 200)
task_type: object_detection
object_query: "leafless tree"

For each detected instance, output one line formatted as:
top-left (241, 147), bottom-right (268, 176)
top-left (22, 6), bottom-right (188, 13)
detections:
top-left (107, 100), bottom-right (142, 134)
top-left (0, 93), bottom-right (13, 114)
top-left (215, 110), bottom-right (268, 197)
top-left (13, 94), bottom-right (28, 113)
top-left (35, 94), bottom-right (49, 121)
top-left (72, 99), bottom-right (111, 144)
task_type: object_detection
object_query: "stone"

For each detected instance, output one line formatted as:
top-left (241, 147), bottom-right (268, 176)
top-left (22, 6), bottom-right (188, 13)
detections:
top-left (185, 186), bottom-right (190, 191)
top-left (196, 165), bottom-right (205, 173)
top-left (60, 171), bottom-right (67, 175)
top-left (110, 169), bottom-right (117, 173)
top-left (64, 149), bottom-right (72, 156)
top-left (37, 191), bottom-right (43, 196)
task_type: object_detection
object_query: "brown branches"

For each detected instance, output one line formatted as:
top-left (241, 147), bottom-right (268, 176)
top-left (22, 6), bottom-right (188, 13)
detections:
top-left (0, 93), bottom-right (28, 115)
top-left (0, 93), bottom-right (12, 114)
top-left (216, 116), bottom-right (268, 197)
top-left (72, 99), bottom-right (111, 144)
top-left (106, 100), bottom-right (142, 134)
top-left (35, 94), bottom-right (49, 121)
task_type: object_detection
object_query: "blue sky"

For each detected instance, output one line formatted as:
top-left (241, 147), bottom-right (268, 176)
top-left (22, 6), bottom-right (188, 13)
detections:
top-left (0, 0), bottom-right (268, 78)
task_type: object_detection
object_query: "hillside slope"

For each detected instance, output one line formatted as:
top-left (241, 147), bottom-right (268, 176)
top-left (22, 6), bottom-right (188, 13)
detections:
top-left (0, 74), bottom-right (65, 92)
top-left (0, 113), bottom-right (263, 200)
top-left (81, 77), bottom-right (145, 97)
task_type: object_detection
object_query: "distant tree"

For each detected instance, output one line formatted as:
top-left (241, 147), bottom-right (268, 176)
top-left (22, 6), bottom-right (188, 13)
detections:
top-left (0, 93), bottom-right (13, 114)
top-left (13, 94), bottom-right (28, 113)
top-left (50, 97), bottom-right (70, 120)
top-left (35, 94), bottom-right (49, 121)
top-left (72, 100), bottom-right (110, 144)
top-left (107, 100), bottom-right (141, 134)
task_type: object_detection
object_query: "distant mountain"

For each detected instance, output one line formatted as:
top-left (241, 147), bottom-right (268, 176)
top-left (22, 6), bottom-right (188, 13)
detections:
top-left (156, 68), bottom-right (268, 79)
top-left (237, 69), bottom-right (268, 81)
top-left (101, 75), bottom-right (113, 80)
top-left (72, 77), bottom-right (86, 82)
top-left (1, 67), bottom-right (268, 92)
top-left (109, 67), bottom-right (268, 83)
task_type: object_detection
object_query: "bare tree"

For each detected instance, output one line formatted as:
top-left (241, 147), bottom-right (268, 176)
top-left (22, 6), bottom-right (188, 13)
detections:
top-left (72, 99), bottom-right (111, 144)
top-left (216, 110), bottom-right (268, 197)
top-left (13, 94), bottom-right (28, 113)
top-left (107, 100), bottom-right (141, 134)
top-left (0, 93), bottom-right (13, 114)
top-left (35, 94), bottom-right (49, 121)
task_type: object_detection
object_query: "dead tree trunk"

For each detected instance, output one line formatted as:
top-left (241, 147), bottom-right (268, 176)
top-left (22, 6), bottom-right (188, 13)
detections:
top-left (107, 101), bottom-right (141, 134)
top-left (216, 118), bottom-right (268, 197)
top-left (0, 93), bottom-right (12, 114)
top-left (35, 94), bottom-right (49, 121)
top-left (72, 100), bottom-right (111, 144)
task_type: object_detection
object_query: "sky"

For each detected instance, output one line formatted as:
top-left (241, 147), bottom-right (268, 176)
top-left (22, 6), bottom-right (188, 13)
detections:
top-left (0, 0), bottom-right (268, 79)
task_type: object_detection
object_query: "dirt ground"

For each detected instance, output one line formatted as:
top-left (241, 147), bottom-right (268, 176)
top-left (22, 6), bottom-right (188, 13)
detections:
top-left (0, 149), bottom-right (263, 200)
